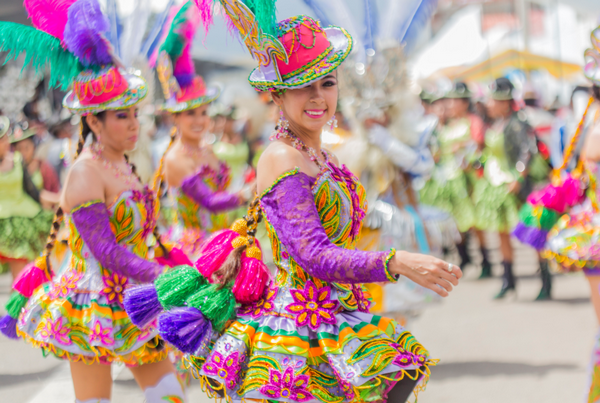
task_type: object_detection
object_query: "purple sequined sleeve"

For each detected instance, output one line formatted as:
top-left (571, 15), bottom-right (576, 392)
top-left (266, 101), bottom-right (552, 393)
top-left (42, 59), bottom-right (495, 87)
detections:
top-left (181, 173), bottom-right (241, 213)
top-left (260, 172), bottom-right (397, 284)
top-left (71, 202), bottom-right (162, 283)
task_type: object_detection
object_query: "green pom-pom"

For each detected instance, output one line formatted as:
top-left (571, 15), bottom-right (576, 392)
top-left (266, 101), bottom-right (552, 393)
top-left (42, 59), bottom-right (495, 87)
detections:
top-left (186, 284), bottom-right (236, 331)
top-left (160, 2), bottom-right (193, 61)
top-left (5, 292), bottom-right (28, 319)
top-left (519, 203), bottom-right (560, 231)
top-left (155, 265), bottom-right (208, 309)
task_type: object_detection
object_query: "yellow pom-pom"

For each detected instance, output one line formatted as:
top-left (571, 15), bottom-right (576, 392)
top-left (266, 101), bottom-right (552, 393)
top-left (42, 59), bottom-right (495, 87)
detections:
top-left (231, 219), bottom-right (248, 236)
top-left (232, 236), bottom-right (249, 248)
top-left (246, 245), bottom-right (262, 259)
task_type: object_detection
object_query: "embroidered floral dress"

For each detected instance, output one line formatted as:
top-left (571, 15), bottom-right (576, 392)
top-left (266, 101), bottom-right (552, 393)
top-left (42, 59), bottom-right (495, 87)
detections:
top-left (167, 162), bottom-right (233, 259)
top-left (187, 164), bottom-right (435, 402)
top-left (17, 189), bottom-right (166, 365)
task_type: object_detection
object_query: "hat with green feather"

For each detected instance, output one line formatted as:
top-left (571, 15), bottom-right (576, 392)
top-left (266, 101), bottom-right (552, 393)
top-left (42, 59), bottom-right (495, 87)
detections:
top-left (192, 0), bottom-right (353, 92)
top-left (0, 0), bottom-right (147, 116)
top-left (152, 2), bottom-right (220, 113)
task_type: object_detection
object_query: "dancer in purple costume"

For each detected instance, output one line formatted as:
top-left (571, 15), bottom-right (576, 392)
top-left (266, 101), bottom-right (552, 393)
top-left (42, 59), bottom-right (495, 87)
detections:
top-left (127, 3), bottom-right (463, 401)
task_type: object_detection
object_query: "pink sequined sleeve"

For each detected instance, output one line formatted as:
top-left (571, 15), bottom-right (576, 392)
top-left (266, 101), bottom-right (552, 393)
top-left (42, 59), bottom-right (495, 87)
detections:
top-left (181, 173), bottom-right (241, 213)
top-left (259, 172), bottom-right (397, 284)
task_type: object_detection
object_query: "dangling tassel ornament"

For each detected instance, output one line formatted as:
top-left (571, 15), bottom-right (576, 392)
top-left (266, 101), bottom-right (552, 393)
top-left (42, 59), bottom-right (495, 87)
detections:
top-left (327, 115), bottom-right (338, 131)
top-left (270, 109), bottom-right (290, 141)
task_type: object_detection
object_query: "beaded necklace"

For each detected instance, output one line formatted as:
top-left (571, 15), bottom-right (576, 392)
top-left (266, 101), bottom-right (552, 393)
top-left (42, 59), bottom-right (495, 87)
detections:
top-left (181, 141), bottom-right (204, 159)
top-left (90, 143), bottom-right (138, 187)
top-left (270, 127), bottom-right (328, 170)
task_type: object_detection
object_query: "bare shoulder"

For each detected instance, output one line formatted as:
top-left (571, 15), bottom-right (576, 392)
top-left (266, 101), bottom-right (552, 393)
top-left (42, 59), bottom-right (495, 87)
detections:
top-left (256, 142), bottom-right (306, 194)
top-left (61, 156), bottom-right (104, 212)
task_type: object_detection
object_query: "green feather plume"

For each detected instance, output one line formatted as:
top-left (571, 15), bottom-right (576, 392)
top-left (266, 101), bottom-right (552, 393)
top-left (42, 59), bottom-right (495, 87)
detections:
top-left (243, 0), bottom-right (277, 37)
top-left (0, 22), bottom-right (83, 91)
top-left (160, 2), bottom-right (193, 62)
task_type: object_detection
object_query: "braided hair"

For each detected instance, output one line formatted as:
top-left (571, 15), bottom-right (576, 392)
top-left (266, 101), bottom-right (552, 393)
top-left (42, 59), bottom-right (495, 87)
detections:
top-left (41, 113), bottom-right (103, 272)
top-left (151, 126), bottom-right (177, 195)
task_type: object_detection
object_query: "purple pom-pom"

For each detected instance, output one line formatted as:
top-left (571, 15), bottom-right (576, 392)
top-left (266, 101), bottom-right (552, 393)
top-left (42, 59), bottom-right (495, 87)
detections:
top-left (0, 315), bottom-right (19, 340)
top-left (62, 0), bottom-right (112, 67)
top-left (158, 307), bottom-right (213, 355)
top-left (123, 284), bottom-right (162, 328)
top-left (512, 223), bottom-right (549, 251)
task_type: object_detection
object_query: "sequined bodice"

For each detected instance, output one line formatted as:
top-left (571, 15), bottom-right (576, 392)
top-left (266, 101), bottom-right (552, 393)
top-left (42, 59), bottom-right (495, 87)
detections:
top-left (263, 165), bottom-right (370, 312)
top-left (171, 162), bottom-right (231, 231)
top-left (68, 188), bottom-right (158, 279)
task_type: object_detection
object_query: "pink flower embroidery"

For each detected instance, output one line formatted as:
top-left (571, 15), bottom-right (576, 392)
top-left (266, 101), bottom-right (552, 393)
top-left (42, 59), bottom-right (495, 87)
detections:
top-left (391, 344), bottom-right (427, 368)
top-left (352, 285), bottom-right (371, 313)
top-left (49, 270), bottom-right (81, 299)
top-left (239, 287), bottom-right (277, 318)
top-left (39, 317), bottom-right (72, 345)
top-left (259, 367), bottom-right (313, 402)
top-left (102, 272), bottom-right (128, 305)
top-left (285, 280), bottom-right (338, 331)
top-left (202, 351), bottom-right (242, 389)
top-left (89, 321), bottom-right (115, 346)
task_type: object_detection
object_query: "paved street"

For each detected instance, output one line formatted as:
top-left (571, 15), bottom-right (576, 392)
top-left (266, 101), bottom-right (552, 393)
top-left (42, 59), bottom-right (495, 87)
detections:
top-left (0, 234), bottom-right (596, 402)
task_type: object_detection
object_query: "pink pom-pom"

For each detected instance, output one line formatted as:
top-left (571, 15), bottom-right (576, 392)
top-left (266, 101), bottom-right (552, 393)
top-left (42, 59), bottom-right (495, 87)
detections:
top-left (13, 263), bottom-right (52, 298)
top-left (526, 175), bottom-right (584, 214)
top-left (195, 229), bottom-right (238, 279)
top-left (24, 0), bottom-right (77, 41)
top-left (232, 256), bottom-right (271, 304)
top-left (155, 247), bottom-right (193, 268)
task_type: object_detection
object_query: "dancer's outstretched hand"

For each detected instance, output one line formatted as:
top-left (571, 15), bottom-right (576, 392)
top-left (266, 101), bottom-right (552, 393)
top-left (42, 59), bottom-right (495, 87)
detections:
top-left (389, 251), bottom-right (462, 297)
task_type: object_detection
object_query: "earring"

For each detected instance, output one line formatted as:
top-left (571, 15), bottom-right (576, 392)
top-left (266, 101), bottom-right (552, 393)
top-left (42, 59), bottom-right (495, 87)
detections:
top-left (270, 110), bottom-right (289, 140)
top-left (327, 115), bottom-right (338, 131)
top-left (90, 141), bottom-right (104, 155)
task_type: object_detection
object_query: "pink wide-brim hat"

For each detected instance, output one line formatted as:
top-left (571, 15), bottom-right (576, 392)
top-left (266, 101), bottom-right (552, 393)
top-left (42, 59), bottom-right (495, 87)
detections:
top-left (248, 15), bottom-right (353, 92)
top-left (163, 75), bottom-right (221, 113)
top-left (63, 65), bottom-right (147, 115)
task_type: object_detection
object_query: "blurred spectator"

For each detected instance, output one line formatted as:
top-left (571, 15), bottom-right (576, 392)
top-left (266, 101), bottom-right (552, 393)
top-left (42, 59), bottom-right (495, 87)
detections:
top-left (9, 123), bottom-right (60, 197)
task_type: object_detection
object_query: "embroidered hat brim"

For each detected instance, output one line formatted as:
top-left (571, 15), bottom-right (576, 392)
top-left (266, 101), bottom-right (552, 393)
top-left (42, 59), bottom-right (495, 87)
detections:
top-left (9, 128), bottom-right (36, 144)
top-left (163, 85), bottom-right (221, 113)
top-left (0, 116), bottom-right (9, 138)
top-left (63, 72), bottom-right (148, 115)
top-left (248, 26), bottom-right (353, 92)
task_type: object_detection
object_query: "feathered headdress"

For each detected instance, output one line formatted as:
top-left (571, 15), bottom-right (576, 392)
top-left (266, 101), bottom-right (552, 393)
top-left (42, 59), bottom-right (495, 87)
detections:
top-left (0, 0), bottom-right (147, 115)
top-left (154, 1), bottom-right (220, 113)
top-left (191, 0), bottom-right (352, 92)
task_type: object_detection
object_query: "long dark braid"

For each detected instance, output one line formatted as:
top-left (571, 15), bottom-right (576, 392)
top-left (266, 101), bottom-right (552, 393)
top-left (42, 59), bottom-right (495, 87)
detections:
top-left (41, 115), bottom-right (98, 273)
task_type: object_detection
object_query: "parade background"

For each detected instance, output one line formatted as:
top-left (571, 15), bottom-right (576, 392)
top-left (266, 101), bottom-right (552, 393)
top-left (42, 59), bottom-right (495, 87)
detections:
top-left (1, 0), bottom-right (600, 401)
